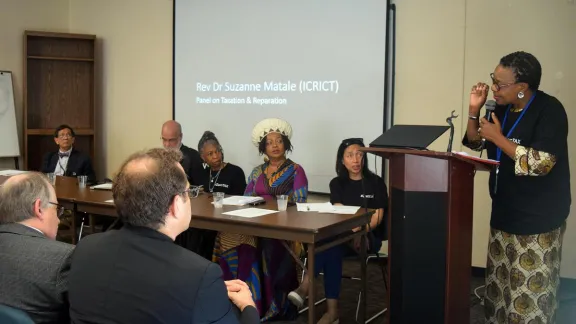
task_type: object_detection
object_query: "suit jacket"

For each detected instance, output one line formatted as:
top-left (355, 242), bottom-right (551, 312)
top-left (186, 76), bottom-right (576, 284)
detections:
top-left (180, 144), bottom-right (203, 183)
top-left (0, 223), bottom-right (74, 324)
top-left (41, 148), bottom-right (96, 184)
top-left (68, 225), bottom-right (259, 324)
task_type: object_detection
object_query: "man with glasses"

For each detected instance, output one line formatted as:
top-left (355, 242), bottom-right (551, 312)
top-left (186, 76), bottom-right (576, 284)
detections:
top-left (68, 148), bottom-right (258, 324)
top-left (161, 120), bottom-right (203, 183)
top-left (41, 124), bottom-right (96, 184)
top-left (0, 172), bottom-right (74, 323)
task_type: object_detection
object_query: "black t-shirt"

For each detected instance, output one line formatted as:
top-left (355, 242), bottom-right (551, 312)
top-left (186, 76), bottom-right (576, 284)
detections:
top-left (191, 163), bottom-right (247, 196)
top-left (463, 90), bottom-right (571, 235)
top-left (329, 174), bottom-right (389, 240)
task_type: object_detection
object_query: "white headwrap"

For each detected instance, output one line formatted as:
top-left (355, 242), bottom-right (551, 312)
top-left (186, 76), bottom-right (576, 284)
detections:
top-left (251, 118), bottom-right (293, 147)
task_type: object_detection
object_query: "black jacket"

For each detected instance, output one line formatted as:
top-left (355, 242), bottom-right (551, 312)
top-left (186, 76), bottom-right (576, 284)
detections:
top-left (41, 148), bottom-right (96, 184)
top-left (68, 225), bottom-right (259, 324)
top-left (180, 144), bottom-right (203, 183)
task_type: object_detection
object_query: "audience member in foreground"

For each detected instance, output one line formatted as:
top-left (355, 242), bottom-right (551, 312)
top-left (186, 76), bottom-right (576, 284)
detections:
top-left (0, 172), bottom-right (74, 324)
top-left (288, 138), bottom-right (388, 324)
top-left (464, 51), bottom-right (570, 323)
top-left (68, 148), bottom-right (258, 324)
top-left (41, 124), bottom-right (96, 183)
top-left (213, 118), bottom-right (308, 321)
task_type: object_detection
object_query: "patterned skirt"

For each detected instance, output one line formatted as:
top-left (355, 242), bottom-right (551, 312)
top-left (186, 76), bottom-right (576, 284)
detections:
top-left (213, 233), bottom-right (300, 321)
top-left (484, 223), bottom-right (566, 324)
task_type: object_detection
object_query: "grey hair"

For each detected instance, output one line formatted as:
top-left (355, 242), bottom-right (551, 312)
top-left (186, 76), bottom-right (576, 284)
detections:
top-left (197, 131), bottom-right (223, 156)
top-left (0, 172), bottom-right (52, 224)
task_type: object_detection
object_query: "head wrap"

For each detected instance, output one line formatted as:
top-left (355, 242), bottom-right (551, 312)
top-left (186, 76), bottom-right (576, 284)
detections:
top-left (251, 118), bottom-right (293, 147)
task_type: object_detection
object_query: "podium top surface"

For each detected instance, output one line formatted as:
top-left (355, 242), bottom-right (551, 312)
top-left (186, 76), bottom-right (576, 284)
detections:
top-left (369, 125), bottom-right (450, 150)
top-left (360, 147), bottom-right (495, 172)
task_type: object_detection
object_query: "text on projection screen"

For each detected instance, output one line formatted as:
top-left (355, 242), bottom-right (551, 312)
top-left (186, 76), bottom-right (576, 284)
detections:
top-left (174, 0), bottom-right (388, 193)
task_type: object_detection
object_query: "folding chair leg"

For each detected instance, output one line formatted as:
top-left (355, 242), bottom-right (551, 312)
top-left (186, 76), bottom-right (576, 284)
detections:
top-left (296, 257), bottom-right (328, 314)
top-left (78, 216), bottom-right (85, 242)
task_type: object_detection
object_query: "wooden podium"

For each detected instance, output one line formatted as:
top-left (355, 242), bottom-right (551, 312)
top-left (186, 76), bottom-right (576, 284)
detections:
top-left (362, 147), bottom-right (494, 324)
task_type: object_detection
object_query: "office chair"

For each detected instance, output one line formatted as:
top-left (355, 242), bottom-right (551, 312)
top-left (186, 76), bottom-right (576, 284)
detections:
top-left (0, 304), bottom-right (35, 324)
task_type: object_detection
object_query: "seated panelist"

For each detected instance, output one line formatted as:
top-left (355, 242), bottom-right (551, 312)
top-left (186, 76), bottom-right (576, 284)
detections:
top-left (288, 138), bottom-right (388, 324)
top-left (192, 130), bottom-right (246, 195)
top-left (161, 120), bottom-right (203, 183)
top-left (213, 118), bottom-right (308, 321)
top-left (180, 131), bottom-right (247, 260)
top-left (41, 124), bottom-right (96, 183)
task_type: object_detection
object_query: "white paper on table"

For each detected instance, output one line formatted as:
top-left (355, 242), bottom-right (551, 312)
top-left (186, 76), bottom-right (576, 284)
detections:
top-left (216, 196), bottom-right (264, 206)
top-left (326, 205), bottom-right (361, 215)
top-left (104, 199), bottom-right (114, 203)
top-left (222, 208), bottom-right (277, 218)
top-left (91, 183), bottom-right (113, 190)
top-left (0, 170), bottom-right (28, 176)
top-left (296, 202), bottom-right (333, 212)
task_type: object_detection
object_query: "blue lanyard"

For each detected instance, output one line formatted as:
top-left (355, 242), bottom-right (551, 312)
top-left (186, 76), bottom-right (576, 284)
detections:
top-left (495, 94), bottom-right (536, 162)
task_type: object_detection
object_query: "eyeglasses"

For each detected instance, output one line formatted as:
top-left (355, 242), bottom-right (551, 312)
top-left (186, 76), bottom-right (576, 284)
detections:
top-left (490, 73), bottom-right (516, 91)
top-left (161, 137), bottom-right (180, 144)
top-left (180, 186), bottom-right (201, 199)
top-left (57, 134), bottom-right (73, 139)
top-left (48, 202), bottom-right (66, 218)
top-left (189, 186), bottom-right (201, 198)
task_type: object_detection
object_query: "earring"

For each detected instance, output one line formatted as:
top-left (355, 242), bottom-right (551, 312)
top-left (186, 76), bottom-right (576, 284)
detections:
top-left (517, 91), bottom-right (525, 99)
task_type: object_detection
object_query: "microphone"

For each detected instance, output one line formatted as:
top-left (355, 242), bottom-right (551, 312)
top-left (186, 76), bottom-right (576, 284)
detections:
top-left (484, 100), bottom-right (496, 121)
top-left (481, 100), bottom-right (497, 148)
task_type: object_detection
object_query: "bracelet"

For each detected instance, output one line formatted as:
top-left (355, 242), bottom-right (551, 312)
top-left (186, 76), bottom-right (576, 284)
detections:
top-left (468, 114), bottom-right (479, 120)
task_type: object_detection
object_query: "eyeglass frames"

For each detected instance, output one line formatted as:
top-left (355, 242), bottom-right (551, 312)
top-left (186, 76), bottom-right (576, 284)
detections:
top-left (48, 202), bottom-right (66, 218)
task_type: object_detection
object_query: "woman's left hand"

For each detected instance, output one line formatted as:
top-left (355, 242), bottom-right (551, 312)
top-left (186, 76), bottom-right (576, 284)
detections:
top-left (479, 113), bottom-right (503, 143)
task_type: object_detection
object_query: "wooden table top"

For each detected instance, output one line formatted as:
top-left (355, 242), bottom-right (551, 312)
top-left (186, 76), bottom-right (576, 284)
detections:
top-left (3, 175), bottom-right (372, 243)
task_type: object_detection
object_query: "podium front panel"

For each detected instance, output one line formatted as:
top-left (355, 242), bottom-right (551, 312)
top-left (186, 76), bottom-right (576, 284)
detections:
top-left (386, 153), bottom-right (475, 324)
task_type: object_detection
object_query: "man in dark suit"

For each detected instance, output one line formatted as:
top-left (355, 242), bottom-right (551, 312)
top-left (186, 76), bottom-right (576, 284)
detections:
top-left (68, 148), bottom-right (259, 324)
top-left (0, 172), bottom-right (74, 324)
top-left (161, 120), bottom-right (203, 182)
top-left (41, 124), bottom-right (96, 183)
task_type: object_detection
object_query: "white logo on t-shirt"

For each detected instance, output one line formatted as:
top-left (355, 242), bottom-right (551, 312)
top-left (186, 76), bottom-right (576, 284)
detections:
top-left (510, 138), bottom-right (522, 144)
top-left (360, 194), bottom-right (374, 199)
top-left (214, 183), bottom-right (229, 188)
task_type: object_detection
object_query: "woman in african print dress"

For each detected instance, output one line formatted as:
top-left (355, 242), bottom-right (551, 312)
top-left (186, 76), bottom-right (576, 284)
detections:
top-left (213, 118), bottom-right (308, 321)
top-left (463, 52), bottom-right (570, 324)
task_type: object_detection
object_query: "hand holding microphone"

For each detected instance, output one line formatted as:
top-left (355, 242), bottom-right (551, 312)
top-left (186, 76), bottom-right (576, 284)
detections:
top-left (478, 100), bottom-right (502, 144)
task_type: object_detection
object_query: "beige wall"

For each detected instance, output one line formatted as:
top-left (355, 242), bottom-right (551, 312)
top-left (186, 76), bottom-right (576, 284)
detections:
top-left (394, 0), bottom-right (576, 277)
top-left (1, 0), bottom-right (575, 277)
top-left (69, 0), bottom-right (173, 177)
top-left (0, 0), bottom-right (69, 169)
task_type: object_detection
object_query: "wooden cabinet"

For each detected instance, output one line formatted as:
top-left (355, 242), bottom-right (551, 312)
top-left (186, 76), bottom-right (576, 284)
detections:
top-left (23, 31), bottom-right (96, 171)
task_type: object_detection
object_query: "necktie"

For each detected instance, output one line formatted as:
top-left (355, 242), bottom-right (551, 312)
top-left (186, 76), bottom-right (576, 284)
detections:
top-left (59, 152), bottom-right (70, 158)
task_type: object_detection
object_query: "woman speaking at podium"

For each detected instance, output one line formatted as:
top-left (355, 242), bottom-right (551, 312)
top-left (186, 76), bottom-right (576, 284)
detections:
top-left (463, 51), bottom-right (570, 324)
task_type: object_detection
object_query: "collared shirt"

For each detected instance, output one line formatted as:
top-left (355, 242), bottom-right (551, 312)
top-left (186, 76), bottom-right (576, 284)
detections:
top-left (54, 147), bottom-right (73, 176)
top-left (21, 223), bottom-right (44, 236)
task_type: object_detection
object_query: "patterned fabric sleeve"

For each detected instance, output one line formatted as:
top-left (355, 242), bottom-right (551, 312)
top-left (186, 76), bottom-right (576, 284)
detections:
top-left (292, 165), bottom-right (308, 203)
top-left (243, 166), bottom-right (261, 196)
top-left (514, 145), bottom-right (557, 176)
top-left (464, 137), bottom-right (484, 152)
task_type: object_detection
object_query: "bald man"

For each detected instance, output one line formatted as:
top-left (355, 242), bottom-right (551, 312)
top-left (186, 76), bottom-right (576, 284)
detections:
top-left (161, 120), bottom-right (203, 183)
top-left (0, 172), bottom-right (74, 323)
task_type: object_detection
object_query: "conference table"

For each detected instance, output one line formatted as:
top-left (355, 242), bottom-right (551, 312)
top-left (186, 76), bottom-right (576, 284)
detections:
top-left (1, 175), bottom-right (373, 323)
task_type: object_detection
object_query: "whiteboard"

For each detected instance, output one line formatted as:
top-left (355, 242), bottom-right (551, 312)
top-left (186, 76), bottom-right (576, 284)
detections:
top-left (0, 71), bottom-right (20, 158)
